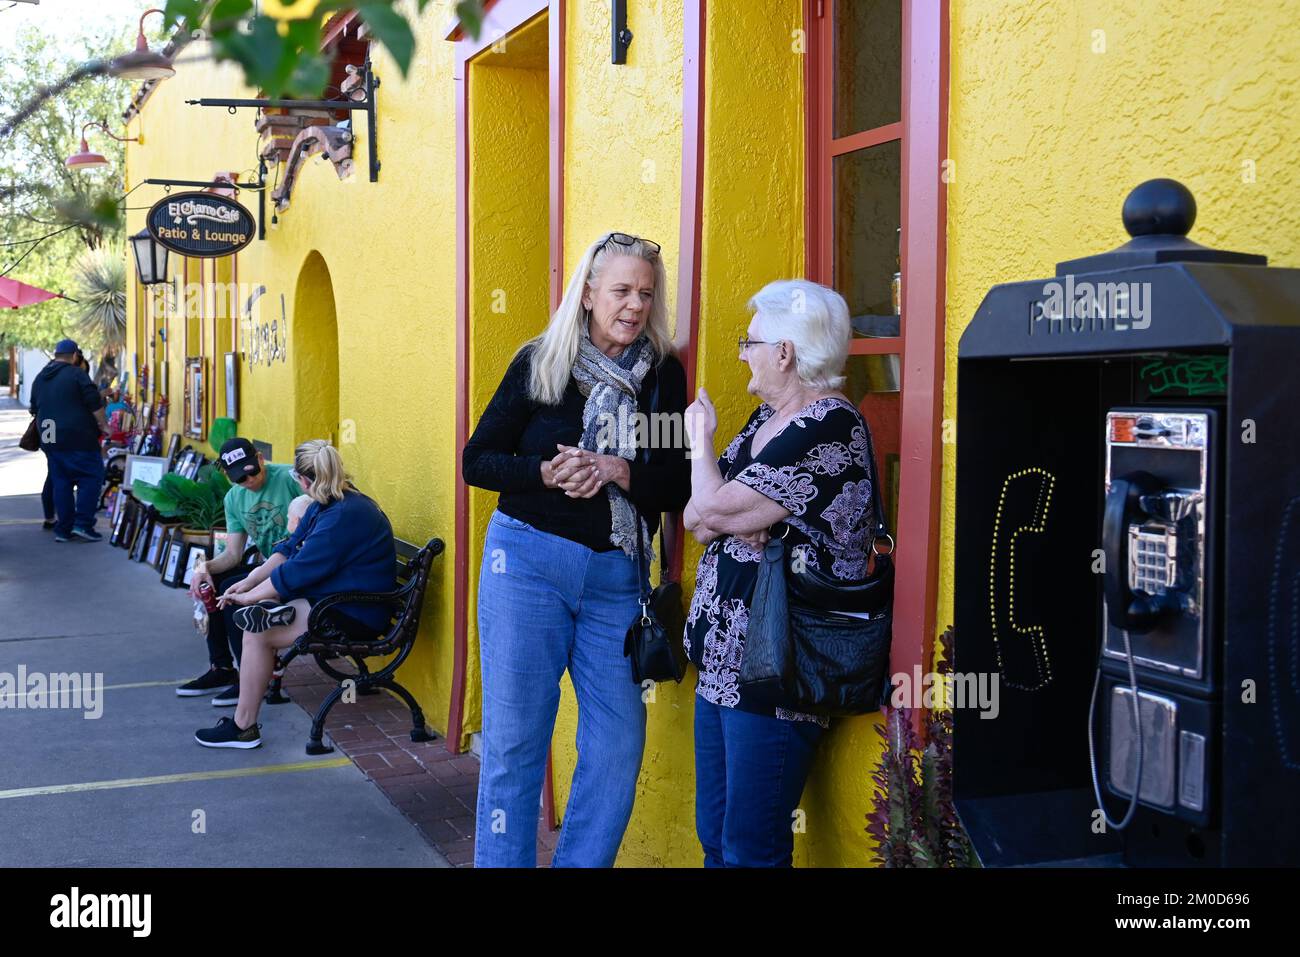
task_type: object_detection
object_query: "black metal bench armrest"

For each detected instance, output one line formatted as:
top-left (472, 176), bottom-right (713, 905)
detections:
top-left (303, 579), bottom-right (415, 634)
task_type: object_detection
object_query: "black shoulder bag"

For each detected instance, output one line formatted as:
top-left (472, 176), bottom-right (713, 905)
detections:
top-left (738, 417), bottom-right (895, 716)
top-left (622, 368), bottom-right (688, 684)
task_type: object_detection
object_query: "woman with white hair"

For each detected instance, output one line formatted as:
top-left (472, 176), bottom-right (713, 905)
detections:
top-left (462, 232), bottom-right (690, 867)
top-left (683, 278), bottom-right (880, 867)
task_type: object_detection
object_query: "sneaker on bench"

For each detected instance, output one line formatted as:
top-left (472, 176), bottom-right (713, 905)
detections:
top-left (233, 601), bottom-right (296, 634)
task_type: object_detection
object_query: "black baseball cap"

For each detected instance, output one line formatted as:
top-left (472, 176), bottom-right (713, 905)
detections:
top-left (217, 438), bottom-right (261, 482)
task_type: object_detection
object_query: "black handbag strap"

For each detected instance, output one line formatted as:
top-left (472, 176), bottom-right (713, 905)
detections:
top-left (856, 407), bottom-right (893, 549)
top-left (631, 363), bottom-right (661, 621)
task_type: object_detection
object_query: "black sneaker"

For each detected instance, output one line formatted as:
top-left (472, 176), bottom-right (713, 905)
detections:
top-left (42, 520), bottom-right (55, 531)
top-left (176, 667), bottom-right (238, 697)
top-left (53, 531), bottom-right (71, 542)
top-left (195, 717), bottom-right (261, 749)
top-left (70, 526), bottom-right (104, 542)
top-left (211, 684), bottom-right (240, 707)
top-left (233, 601), bottom-right (296, 634)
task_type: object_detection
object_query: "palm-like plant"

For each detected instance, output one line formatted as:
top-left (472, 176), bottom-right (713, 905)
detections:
top-left (72, 247), bottom-right (126, 355)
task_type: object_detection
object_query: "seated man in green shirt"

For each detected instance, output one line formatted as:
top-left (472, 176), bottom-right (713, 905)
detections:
top-left (177, 438), bottom-right (302, 705)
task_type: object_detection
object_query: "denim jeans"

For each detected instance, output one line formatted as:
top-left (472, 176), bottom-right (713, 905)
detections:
top-left (206, 566), bottom-right (254, 670)
top-left (45, 449), bottom-right (105, 536)
top-left (474, 510), bottom-right (646, 868)
top-left (693, 695), bottom-right (826, 867)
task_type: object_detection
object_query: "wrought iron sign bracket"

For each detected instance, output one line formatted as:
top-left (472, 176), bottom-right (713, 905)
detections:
top-left (143, 171), bottom-right (269, 241)
top-left (184, 71), bottom-right (381, 184)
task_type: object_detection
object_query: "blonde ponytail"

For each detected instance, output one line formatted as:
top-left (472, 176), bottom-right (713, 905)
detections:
top-left (294, 439), bottom-right (353, 504)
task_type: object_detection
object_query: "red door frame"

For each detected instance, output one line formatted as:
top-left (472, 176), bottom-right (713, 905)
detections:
top-left (672, 0), bottom-right (706, 583)
top-left (448, 0), bottom-right (563, 838)
top-left (805, 0), bottom-right (949, 688)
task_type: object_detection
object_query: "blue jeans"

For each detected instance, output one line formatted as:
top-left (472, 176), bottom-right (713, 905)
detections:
top-left (474, 510), bottom-right (647, 868)
top-left (693, 695), bottom-right (826, 867)
top-left (45, 449), bottom-right (104, 536)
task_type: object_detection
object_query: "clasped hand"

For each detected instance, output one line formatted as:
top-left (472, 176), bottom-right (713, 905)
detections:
top-left (542, 445), bottom-right (627, 499)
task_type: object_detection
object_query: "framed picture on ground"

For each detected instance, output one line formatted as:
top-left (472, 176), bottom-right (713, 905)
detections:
top-left (211, 529), bottom-right (229, 558)
top-left (161, 540), bottom-right (187, 587)
top-left (110, 499), bottom-right (131, 547)
top-left (132, 517), bottom-right (153, 562)
top-left (182, 545), bottom-right (209, 587)
top-left (119, 503), bottom-right (139, 554)
top-left (165, 433), bottom-right (182, 469)
top-left (147, 522), bottom-right (169, 568)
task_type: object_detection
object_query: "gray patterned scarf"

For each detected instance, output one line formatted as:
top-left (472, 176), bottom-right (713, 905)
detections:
top-left (572, 331), bottom-right (654, 560)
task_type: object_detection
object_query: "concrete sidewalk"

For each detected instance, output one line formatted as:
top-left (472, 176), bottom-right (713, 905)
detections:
top-left (0, 399), bottom-right (447, 866)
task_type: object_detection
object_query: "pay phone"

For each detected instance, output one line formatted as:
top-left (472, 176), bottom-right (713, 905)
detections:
top-left (1092, 409), bottom-right (1218, 834)
top-left (954, 178), bottom-right (1300, 866)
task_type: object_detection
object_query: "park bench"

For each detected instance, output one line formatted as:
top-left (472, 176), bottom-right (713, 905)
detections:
top-left (264, 536), bottom-right (445, 755)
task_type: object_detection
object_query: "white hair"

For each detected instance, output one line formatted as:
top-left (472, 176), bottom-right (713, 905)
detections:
top-left (747, 279), bottom-right (851, 391)
top-left (522, 233), bottom-right (672, 405)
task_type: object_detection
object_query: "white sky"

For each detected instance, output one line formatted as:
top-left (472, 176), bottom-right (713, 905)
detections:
top-left (0, 0), bottom-right (139, 58)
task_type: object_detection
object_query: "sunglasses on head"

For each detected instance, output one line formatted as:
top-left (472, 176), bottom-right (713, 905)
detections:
top-left (602, 232), bottom-right (661, 256)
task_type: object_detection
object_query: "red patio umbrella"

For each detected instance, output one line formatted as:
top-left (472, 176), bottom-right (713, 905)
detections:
top-left (0, 275), bottom-right (69, 309)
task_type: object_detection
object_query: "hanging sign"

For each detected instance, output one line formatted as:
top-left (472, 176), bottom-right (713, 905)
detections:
top-left (146, 191), bottom-right (255, 258)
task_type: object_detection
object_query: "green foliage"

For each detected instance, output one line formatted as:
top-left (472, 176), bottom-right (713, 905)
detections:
top-left (208, 417), bottom-right (237, 457)
top-left (132, 465), bottom-right (230, 530)
top-left (161, 0), bottom-right (481, 100)
top-left (72, 247), bottom-right (127, 353)
top-left (0, 21), bottom-right (132, 350)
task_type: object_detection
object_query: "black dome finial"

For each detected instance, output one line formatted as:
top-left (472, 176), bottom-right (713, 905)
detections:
top-left (1122, 178), bottom-right (1197, 238)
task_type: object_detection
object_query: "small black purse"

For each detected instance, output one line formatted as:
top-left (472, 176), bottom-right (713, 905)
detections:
top-left (623, 510), bottom-right (688, 685)
top-left (621, 367), bottom-right (687, 685)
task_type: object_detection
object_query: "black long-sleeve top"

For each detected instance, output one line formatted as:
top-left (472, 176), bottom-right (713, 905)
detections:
top-left (462, 345), bottom-right (692, 551)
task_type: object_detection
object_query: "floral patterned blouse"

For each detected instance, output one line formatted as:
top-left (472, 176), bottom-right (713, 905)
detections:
top-left (685, 396), bottom-right (876, 725)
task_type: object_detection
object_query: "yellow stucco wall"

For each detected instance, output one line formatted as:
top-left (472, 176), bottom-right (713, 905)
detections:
top-left (121, 0), bottom-right (1300, 868)
top-left (125, 2), bottom-right (463, 738)
top-left (937, 0), bottom-right (1300, 642)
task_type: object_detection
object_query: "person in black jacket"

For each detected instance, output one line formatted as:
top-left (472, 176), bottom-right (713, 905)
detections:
top-left (30, 339), bottom-right (108, 542)
top-left (463, 232), bottom-right (690, 867)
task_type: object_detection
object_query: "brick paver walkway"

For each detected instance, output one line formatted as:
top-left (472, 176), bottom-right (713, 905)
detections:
top-left (279, 657), bottom-right (559, 867)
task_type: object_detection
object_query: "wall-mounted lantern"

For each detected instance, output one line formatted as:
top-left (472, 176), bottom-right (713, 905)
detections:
top-left (109, 8), bottom-right (176, 81)
top-left (65, 120), bottom-right (142, 172)
top-left (130, 228), bottom-right (169, 286)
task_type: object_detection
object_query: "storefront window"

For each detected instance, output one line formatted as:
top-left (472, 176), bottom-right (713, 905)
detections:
top-left (834, 0), bottom-right (901, 137)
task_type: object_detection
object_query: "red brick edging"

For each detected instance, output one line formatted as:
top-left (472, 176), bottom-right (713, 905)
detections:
top-left (279, 657), bottom-right (558, 867)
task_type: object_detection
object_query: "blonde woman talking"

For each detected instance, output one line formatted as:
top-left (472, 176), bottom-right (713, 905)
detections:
top-left (463, 232), bottom-right (691, 867)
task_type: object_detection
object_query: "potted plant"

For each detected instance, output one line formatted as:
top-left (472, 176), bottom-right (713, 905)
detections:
top-left (865, 627), bottom-right (978, 867)
top-left (132, 463), bottom-right (231, 551)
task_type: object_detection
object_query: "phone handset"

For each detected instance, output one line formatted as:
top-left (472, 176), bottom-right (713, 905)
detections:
top-left (1089, 470), bottom-right (1160, 832)
top-left (1102, 470), bottom-right (1177, 632)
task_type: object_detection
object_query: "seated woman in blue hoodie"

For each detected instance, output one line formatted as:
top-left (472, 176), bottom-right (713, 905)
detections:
top-left (195, 439), bottom-right (397, 749)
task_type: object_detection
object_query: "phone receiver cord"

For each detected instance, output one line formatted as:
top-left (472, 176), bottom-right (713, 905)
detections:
top-left (1087, 626), bottom-right (1144, 832)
